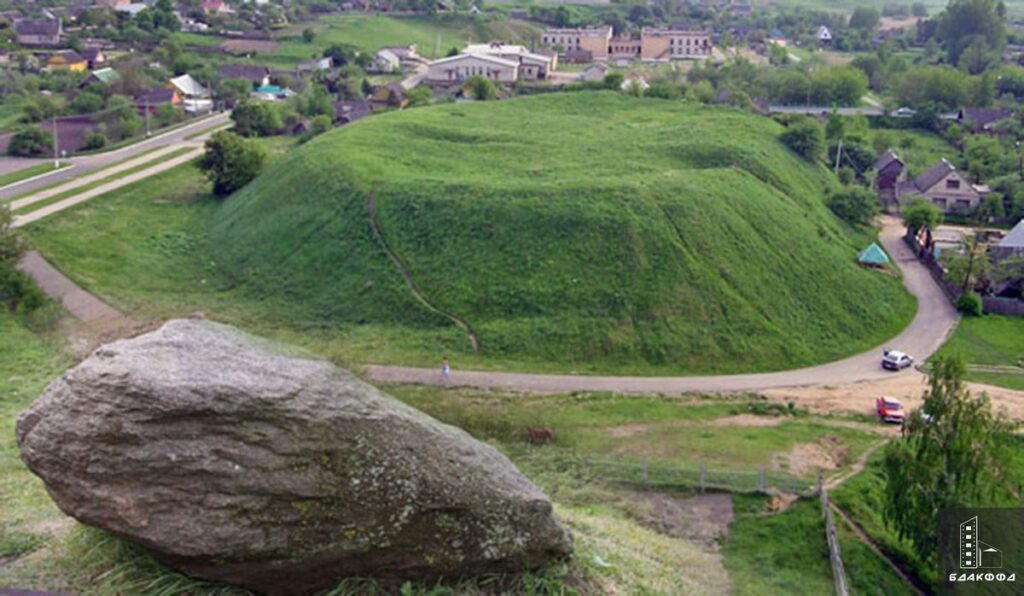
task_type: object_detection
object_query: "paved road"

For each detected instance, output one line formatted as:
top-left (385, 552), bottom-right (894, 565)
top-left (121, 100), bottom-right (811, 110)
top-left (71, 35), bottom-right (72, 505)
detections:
top-left (366, 217), bottom-right (959, 393)
top-left (0, 111), bottom-right (230, 202)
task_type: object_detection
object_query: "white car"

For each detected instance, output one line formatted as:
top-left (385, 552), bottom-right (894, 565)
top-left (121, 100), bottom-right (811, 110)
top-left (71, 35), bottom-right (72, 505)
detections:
top-left (882, 349), bottom-right (914, 371)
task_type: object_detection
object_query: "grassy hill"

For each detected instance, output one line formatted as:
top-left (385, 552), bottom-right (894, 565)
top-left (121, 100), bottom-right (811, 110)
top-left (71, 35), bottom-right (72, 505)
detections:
top-left (212, 92), bottom-right (914, 374)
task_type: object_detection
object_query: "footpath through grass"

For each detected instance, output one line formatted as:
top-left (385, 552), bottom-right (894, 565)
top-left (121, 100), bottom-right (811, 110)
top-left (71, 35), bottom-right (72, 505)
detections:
top-left (933, 315), bottom-right (1024, 390)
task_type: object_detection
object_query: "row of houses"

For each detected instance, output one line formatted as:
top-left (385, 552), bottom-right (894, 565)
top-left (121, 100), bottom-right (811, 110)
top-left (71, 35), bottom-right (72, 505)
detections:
top-left (539, 25), bottom-right (712, 63)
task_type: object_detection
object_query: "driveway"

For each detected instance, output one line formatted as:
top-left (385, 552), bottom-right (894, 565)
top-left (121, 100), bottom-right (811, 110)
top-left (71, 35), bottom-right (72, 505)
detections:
top-left (365, 216), bottom-right (959, 393)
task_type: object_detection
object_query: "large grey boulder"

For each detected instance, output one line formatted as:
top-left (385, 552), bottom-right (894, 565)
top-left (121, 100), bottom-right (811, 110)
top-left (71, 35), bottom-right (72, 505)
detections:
top-left (16, 319), bottom-right (572, 594)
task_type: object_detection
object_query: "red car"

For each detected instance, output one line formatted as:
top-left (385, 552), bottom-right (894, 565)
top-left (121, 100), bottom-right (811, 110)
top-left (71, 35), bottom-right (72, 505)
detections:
top-left (876, 396), bottom-right (905, 424)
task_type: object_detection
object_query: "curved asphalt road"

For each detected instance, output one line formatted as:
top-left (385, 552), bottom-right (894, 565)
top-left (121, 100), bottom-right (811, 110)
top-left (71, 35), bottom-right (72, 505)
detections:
top-left (366, 217), bottom-right (959, 393)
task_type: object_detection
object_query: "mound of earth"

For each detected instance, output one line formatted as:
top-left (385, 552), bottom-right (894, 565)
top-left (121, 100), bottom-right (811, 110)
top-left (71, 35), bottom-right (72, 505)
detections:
top-left (211, 92), bottom-right (913, 373)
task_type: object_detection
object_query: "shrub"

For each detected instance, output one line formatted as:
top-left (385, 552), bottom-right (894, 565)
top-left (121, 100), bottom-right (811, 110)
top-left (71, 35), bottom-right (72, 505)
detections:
top-left (955, 292), bottom-right (983, 316)
top-left (231, 101), bottom-right (283, 137)
top-left (465, 76), bottom-right (497, 101)
top-left (83, 130), bottom-right (107, 150)
top-left (780, 118), bottom-right (825, 161)
top-left (198, 130), bottom-right (267, 197)
top-left (7, 126), bottom-right (52, 157)
top-left (828, 186), bottom-right (880, 226)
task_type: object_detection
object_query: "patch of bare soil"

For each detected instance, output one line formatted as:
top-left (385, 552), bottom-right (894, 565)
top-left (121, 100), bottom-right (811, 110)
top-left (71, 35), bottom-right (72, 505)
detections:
top-left (777, 434), bottom-right (849, 476)
top-left (762, 372), bottom-right (1024, 421)
top-left (709, 414), bottom-right (784, 427)
top-left (629, 491), bottom-right (734, 551)
top-left (766, 493), bottom-right (798, 513)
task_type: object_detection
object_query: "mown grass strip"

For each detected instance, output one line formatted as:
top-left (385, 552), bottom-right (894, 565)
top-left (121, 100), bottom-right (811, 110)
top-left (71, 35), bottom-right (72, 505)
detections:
top-left (13, 147), bottom-right (197, 216)
top-left (0, 161), bottom-right (70, 190)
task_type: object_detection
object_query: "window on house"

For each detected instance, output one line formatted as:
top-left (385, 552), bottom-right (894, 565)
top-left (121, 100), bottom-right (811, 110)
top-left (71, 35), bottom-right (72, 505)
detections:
top-left (946, 179), bottom-right (960, 189)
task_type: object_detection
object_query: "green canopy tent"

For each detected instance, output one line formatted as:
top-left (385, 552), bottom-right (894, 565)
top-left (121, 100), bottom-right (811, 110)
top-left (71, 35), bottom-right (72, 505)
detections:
top-left (857, 242), bottom-right (890, 267)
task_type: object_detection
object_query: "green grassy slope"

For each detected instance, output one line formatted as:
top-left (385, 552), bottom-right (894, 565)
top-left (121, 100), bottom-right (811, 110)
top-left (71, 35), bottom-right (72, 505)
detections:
top-left (212, 92), bottom-right (914, 374)
top-left (933, 315), bottom-right (1024, 390)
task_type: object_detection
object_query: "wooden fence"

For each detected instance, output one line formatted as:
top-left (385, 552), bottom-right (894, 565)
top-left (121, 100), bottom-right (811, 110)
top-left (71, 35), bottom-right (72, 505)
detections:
top-left (820, 479), bottom-right (850, 596)
top-left (904, 234), bottom-right (1024, 317)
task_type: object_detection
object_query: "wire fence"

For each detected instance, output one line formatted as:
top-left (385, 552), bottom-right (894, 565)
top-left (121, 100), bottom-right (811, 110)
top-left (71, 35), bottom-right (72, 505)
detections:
top-left (577, 457), bottom-right (818, 496)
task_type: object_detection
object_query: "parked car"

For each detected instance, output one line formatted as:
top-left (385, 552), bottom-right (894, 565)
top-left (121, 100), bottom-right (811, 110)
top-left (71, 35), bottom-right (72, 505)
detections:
top-left (876, 396), bottom-right (905, 424)
top-left (882, 349), bottom-right (913, 371)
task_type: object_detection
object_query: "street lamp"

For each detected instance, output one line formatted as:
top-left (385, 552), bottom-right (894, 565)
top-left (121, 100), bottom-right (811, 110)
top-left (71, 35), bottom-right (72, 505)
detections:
top-left (1017, 140), bottom-right (1022, 181)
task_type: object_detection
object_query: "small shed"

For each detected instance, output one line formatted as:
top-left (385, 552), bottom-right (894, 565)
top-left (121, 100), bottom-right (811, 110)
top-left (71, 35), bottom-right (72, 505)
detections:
top-left (857, 243), bottom-right (890, 267)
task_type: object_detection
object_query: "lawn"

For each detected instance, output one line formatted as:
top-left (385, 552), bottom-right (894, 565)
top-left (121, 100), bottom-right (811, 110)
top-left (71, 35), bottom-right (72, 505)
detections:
top-left (862, 127), bottom-right (960, 179)
top-left (268, 14), bottom-right (543, 66)
top-left (933, 314), bottom-right (1024, 390)
top-left (0, 162), bottom-right (68, 191)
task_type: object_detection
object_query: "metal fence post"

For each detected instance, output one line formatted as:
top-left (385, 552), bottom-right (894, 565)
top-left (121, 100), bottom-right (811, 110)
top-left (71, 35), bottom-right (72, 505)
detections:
top-left (699, 463), bottom-right (706, 493)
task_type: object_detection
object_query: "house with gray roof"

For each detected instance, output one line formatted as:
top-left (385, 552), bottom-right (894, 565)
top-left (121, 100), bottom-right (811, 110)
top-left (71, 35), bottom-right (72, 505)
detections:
top-left (896, 158), bottom-right (987, 213)
top-left (14, 17), bottom-right (62, 46)
top-left (993, 220), bottom-right (1024, 262)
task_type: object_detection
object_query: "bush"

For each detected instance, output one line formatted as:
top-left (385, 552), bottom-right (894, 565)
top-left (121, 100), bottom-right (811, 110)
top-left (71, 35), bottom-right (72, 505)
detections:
top-left (955, 293), bottom-right (983, 316)
top-left (83, 130), bottom-right (107, 150)
top-left (7, 126), bottom-right (52, 157)
top-left (198, 130), bottom-right (267, 196)
top-left (231, 101), bottom-right (283, 137)
top-left (828, 186), bottom-right (880, 226)
top-left (780, 118), bottom-right (825, 162)
top-left (466, 76), bottom-right (498, 101)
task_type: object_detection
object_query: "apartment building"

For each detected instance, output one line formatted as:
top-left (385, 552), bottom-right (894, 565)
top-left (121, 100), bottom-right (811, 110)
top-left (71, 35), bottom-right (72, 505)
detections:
top-left (640, 27), bottom-right (712, 60)
top-left (540, 26), bottom-right (613, 59)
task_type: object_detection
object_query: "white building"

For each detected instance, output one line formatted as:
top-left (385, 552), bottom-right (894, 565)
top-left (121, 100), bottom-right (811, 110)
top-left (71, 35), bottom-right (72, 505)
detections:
top-left (372, 49), bottom-right (401, 73)
top-left (169, 74), bottom-right (212, 113)
top-left (426, 53), bottom-right (520, 84)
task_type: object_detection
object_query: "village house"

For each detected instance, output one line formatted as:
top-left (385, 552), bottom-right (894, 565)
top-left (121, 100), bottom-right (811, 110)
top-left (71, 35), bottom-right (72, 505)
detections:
top-left (201, 0), bottom-right (233, 15)
top-left (333, 100), bottom-right (371, 126)
top-left (134, 87), bottom-right (182, 114)
top-left (818, 26), bottom-right (832, 45)
top-left (379, 45), bottom-right (419, 62)
top-left (168, 74), bottom-right (212, 113)
top-left (896, 158), bottom-right (987, 213)
top-left (541, 26), bottom-right (613, 60)
top-left (957, 107), bottom-right (1014, 134)
top-left (81, 47), bottom-right (107, 69)
top-left (78, 66), bottom-right (120, 88)
top-left (95, 0), bottom-right (130, 7)
top-left (371, 48), bottom-right (401, 73)
top-left (581, 62), bottom-right (609, 82)
top-left (992, 220), bottom-right (1024, 262)
top-left (369, 82), bottom-right (408, 111)
top-left (873, 149), bottom-right (906, 209)
top-left (296, 56), bottom-right (333, 73)
top-left (14, 17), bottom-right (62, 47)
top-left (46, 49), bottom-right (87, 72)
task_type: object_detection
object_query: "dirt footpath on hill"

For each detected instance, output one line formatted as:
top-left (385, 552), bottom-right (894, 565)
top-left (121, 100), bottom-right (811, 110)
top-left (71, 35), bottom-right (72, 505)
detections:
top-left (762, 372), bottom-right (1024, 420)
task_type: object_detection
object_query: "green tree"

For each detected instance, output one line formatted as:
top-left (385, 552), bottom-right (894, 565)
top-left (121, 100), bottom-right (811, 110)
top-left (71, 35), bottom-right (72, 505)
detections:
top-left (825, 112), bottom-right (846, 140)
top-left (849, 6), bottom-right (881, 30)
top-left (828, 185), bottom-right (880, 225)
top-left (780, 118), bottom-right (825, 161)
top-left (7, 126), bottom-right (52, 157)
top-left (405, 86), bottom-right (433, 107)
top-left (71, 91), bottom-right (103, 114)
top-left (231, 101), bottom-right (282, 137)
top-left (965, 136), bottom-right (1003, 183)
top-left (198, 131), bottom-right (267, 196)
top-left (0, 206), bottom-right (43, 313)
top-left (901, 197), bottom-right (943, 250)
top-left (938, 0), bottom-right (1005, 66)
top-left (466, 76), bottom-right (497, 100)
top-left (941, 234), bottom-right (992, 291)
top-left (603, 72), bottom-right (624, 90)
top-left (883, 357), bottom-right (1015, 565)
top-left (302, 28), bottom-right (315, 43)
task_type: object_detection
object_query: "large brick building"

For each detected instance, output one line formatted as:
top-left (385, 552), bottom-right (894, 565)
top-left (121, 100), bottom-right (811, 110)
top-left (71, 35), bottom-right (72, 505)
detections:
top-left (543, 26), bottom-right (711, 61)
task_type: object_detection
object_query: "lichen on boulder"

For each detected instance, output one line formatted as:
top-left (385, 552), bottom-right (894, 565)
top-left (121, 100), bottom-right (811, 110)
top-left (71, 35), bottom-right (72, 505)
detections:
top-left (16, 319), bottom-right (572, 594)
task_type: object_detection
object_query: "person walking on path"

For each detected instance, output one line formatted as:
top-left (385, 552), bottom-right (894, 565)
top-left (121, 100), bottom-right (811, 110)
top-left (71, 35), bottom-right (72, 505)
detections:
top-left (441, 357), bottom-right (450, 383)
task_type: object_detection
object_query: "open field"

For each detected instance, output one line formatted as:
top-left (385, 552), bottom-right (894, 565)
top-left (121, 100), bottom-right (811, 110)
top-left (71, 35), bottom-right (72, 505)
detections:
top-left (268, 14), bottom-right (544, 65)
top-left (933, 315), bottom-right (1024, 391)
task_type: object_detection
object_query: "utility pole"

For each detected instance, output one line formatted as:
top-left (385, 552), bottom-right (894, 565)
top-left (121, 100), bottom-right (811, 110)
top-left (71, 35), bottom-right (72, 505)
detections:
top-left (145, 98), bottom-right (151, 136)
top-left (834, 139), bottom-right (843, 175)
top-left (51, 116), bottom-right (59, 168)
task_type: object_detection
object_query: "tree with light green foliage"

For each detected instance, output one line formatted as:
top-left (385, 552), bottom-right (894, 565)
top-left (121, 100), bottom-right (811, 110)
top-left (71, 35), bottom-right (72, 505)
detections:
top-left (465, 76), bottom-right (497, 101)
top-left (780, 118), bottom-right (825, 162)
top-left (198, 131), bottom-right (267, 197)
top-left (901, 197), bottom-right (943, 250)
top-left (938, 0), bottom-right (1005, 66)
top-left (883, 356), bottom-right (1015, 565)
